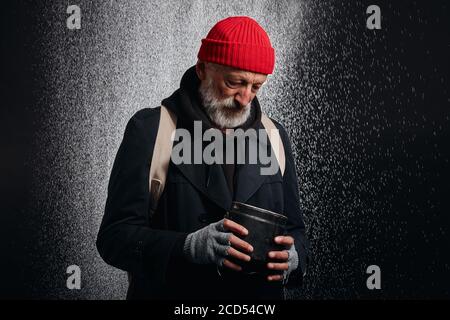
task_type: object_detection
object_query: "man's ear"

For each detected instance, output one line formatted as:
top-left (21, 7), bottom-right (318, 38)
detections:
top-left (196, 60), bottom-right (207, 80)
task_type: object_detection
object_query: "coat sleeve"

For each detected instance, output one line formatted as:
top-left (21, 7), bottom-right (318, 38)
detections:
top-left (96, 107), bottom-right (188, 287)
top-left (273, 119), bottom-right (311, 287)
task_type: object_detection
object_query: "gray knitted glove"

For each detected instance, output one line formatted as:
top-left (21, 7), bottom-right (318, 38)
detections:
top-left (183, 218), bottom-right (231, 266)
top-left (283, 245), bottom-right (299, 283)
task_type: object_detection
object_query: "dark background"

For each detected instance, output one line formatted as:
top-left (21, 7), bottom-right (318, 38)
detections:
top-left (1, 0), bottom-right (449, 299)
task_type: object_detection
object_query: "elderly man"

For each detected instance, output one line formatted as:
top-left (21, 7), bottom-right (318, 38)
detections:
top-left (97, 16), bottom-right (310, 300)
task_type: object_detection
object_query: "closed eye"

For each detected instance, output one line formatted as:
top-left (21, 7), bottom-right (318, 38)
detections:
top-left (225, 80), bottom-right (241, 88)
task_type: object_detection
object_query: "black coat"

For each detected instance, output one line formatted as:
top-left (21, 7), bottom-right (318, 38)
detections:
top-left (96, 67), bottom-right (310, 300)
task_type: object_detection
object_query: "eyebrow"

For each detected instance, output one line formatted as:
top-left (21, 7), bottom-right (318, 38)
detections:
top-left (226, 76), bottom-right (264, 86)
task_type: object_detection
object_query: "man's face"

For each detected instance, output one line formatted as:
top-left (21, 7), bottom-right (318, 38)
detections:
top-left (197, 62), bottom-right (267, 129)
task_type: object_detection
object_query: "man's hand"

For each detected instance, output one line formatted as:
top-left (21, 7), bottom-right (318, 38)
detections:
top-left (221, 218), bottom-right (254, 272)
top-left (266, 236), bottom-right (299, 282)
top-left (183, 218), bottom-right (253, 272)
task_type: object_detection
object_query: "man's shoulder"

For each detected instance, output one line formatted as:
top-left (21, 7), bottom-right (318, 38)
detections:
top-left (127, 107), bottom-right (161, 131)
top-left (122, 107), bottom-right (162, 145)
top-left (130, 107), bottom-right (161, 124)
top-left (264, 116), bottom-right (290, 145)
top-left (267, 117), bottom-right (284, 130)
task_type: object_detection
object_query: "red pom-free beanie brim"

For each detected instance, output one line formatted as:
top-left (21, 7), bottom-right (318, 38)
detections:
top-left (197, 17), bottom-right (275, 75)
top-left (198, 39), bottom-right (275, 75)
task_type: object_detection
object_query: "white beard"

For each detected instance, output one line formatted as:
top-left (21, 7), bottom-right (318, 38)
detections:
top-left (199, 77), bottom-right (252, 129)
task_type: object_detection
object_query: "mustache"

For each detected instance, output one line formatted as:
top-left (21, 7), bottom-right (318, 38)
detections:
top-left (220, 96), bottom-right (251, 110)
top-left (199, 77), bottom-right (252, 128)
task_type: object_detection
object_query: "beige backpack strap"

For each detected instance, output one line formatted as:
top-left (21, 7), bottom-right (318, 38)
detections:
top-left (261, 114), bottom-right (286, 177)
top-left (129, 106), bottom-right (176, 283)
top-left (148, 105), bottom-right (177, 212)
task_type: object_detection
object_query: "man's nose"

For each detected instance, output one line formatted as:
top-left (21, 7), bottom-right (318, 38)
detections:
top-left (235, 86), bottom-right (253, 108)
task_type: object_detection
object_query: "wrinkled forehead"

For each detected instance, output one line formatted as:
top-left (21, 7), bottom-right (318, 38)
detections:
top-left (208, 63), bottom-right (268, 84)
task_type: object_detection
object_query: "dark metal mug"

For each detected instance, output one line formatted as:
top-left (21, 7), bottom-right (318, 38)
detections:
top-left (225, 201), bottom-right (288, 275)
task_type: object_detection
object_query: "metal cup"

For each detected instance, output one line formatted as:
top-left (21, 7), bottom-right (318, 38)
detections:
top-left (225, 201), bottom-right (288, 275)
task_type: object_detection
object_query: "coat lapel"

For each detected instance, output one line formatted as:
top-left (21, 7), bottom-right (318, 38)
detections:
top-left (174, 162), bottom-right (232, 211)
top-left (172, 132), bottom-right (233, 211)
top-left (234, 122), bottom-right (272, 203)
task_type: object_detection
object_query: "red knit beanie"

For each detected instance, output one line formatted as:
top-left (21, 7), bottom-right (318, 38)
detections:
top-left (198, 16), bottom-right (275, 75)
